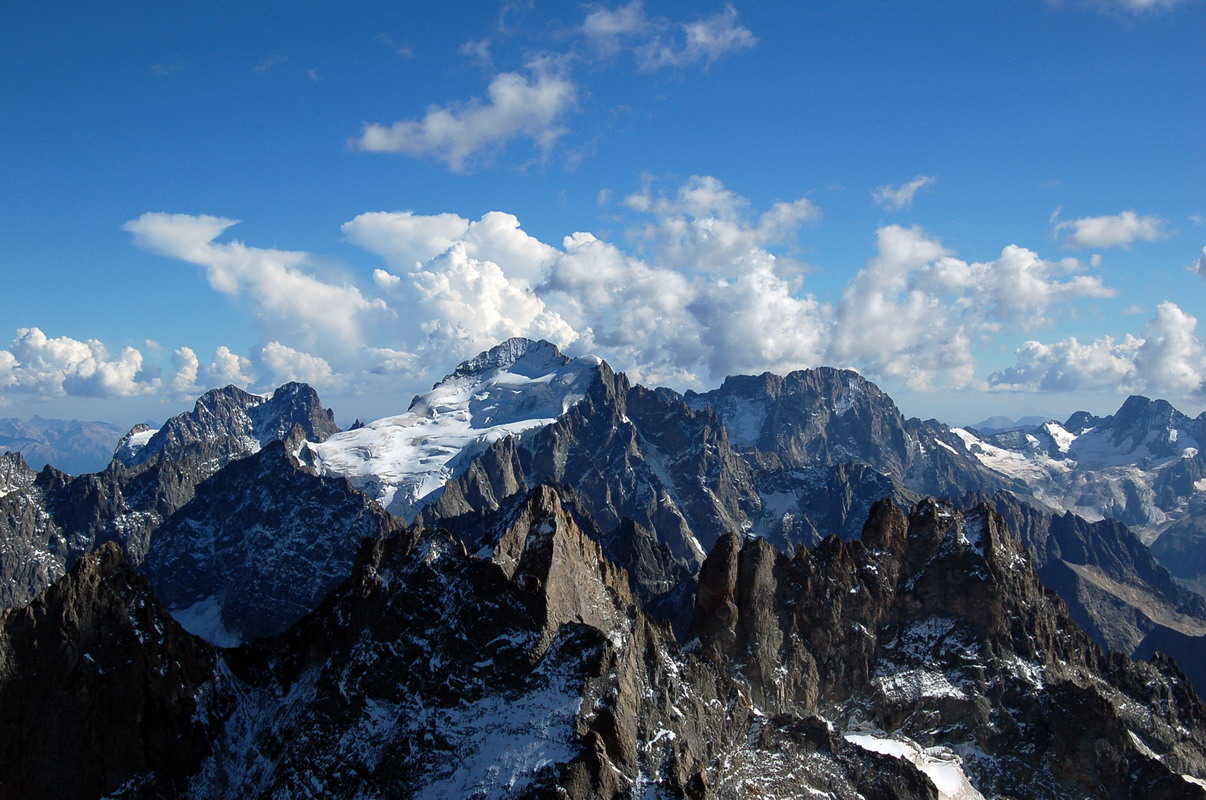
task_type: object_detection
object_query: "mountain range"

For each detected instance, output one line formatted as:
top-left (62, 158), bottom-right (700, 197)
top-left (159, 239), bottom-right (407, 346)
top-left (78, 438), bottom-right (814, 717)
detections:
top-left (2, 337), bottom-right (1206, 798)
top-left (0, 416), bottom-right (126, 474)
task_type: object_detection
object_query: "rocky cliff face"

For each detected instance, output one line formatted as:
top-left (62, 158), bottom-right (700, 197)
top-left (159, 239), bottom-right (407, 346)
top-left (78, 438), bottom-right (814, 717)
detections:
top-left (985, 492), bottom-right (1206, 654)
top-left (688, 498), bottom-right (1206, 797)
top-left (0, 542), bottom-right (218, 800)
top-left (142, 441), bottom-right (402, 644)
top-left (0, 452), bottom-right (65, 608)
top-left (684, 368), bottom-right (1003, 499)
top-left (1, 488), bottom-right (1203, 799)
top-left (422, 357), bottom-right (760, 605)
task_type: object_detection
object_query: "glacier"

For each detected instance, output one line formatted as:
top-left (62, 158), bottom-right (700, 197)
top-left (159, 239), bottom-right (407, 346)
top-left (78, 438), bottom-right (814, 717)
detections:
top-left (307, 339), bottom-right (602, 520)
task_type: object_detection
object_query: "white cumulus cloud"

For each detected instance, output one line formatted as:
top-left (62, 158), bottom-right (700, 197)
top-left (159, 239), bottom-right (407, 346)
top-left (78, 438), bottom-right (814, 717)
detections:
top-left (351, 63), bottom-right (576, 172)
top-left (582, 2), bottom-right (756, 70)
top-left (408, 243), bottom-right (578, 357)
top-left (170, 346), bottom-right (200, 395)
top-left (125, 212), bottom-right (387, 347)
top-left (872, 175), bottom-right (936, 210)
top-left (829, 225), bottom-right (1115, 390)
top-left (1188, 245), bottom-right (1206, 278)
top-left (207, 345), bottom-right (256, 387)
top-left (1055, 210), bottom-right (1167, 249)
top-left (346, 210), bottom-right (559, 288)
top-left (260, 341), bottom-right (337, 387)
top-left (0, 328), bottom-right (154, 398)
top-left (637, 4), bottom-right (757, 70)
top-left (989, 301), bottom-right (1205, 396)
top-left (582, 1), bottom-right (654, 55)
top-left (623, 175), bottom-right (820, 274)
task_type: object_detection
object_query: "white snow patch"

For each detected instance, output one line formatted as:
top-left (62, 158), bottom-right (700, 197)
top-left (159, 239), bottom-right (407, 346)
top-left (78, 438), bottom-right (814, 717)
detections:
top-left (1043, 422), bottom-right (1075, 454)
top-left (952, 427), bottom-right (1071, 486)
top-left (933, 439), bottom-right (959, 456)
top-left (1127, 730), bottom-right (1159, 760)
top-left (844, 732), bottom-right (985, 800)
top-left (1069, 424), bottom-right (1200, 468)
top-left (1001, 653), bottom-right (1045, 689)
top-left (170, 595), bottom-right (242, 647)
top-left (956, 514), bottom-right (984, 552)
top-left (114, 427), bottom-right (159, 461)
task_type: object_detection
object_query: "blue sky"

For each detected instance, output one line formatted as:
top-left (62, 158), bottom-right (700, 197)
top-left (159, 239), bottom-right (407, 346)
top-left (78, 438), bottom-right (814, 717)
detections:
top-left (1, 0), bottom-right (1204, 427)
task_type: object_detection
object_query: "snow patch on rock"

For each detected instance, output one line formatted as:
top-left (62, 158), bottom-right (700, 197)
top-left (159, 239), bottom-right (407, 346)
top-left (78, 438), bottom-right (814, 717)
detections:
top-left (844, 732), bottom-right (985, 800)
top-left (170, 595), bottom-right (242, 647)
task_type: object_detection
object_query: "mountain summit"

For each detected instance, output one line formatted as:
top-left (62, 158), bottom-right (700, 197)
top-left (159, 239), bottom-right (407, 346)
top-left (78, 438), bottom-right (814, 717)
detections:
top-left (306, 338), bottom-right (603, 519)
top-left (114, 381), bottom-right (339, 468)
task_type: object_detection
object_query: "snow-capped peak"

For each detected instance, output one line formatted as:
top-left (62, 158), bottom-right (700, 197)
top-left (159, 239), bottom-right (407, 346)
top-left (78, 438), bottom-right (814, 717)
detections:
top-left (440, 337), bottom-right (572, 383)
top-left (308, 340), bottom-right (603, 520)
top-left (113, 424), bottom-right (158, 463)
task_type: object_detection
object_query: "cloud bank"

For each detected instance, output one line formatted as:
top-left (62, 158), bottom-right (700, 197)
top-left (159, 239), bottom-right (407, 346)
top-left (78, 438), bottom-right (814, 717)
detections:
top-left (990, 301), bottom-right (1205, 396)
top-left (10, 175), bottom-right (1200, 412)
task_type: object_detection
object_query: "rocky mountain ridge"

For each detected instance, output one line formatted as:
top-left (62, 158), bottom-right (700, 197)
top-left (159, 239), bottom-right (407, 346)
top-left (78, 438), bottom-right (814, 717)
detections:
top-left (114, 381), bottom-right (339, 468)
top-left (1, 486), bottom-right (1204, 798)
top-left (411, 343), bottom-right (1206, 679)
top-left (142, 440), bottom-right (402, 644)
top-left (7, 339), bottom-right (1201, 697)
top-left (0, 382), bottom-right (340, 609)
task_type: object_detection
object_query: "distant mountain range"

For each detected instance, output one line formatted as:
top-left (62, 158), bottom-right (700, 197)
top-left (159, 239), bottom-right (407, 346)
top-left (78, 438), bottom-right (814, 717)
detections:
top-left (0, 416), bottom-right (126, 474)
top-left (2, 338), bottom-right (1206, 797)
top-left (966, 414), bottom-right (1052, 434)
top-left (953, 397), bottom-right (1206, 543)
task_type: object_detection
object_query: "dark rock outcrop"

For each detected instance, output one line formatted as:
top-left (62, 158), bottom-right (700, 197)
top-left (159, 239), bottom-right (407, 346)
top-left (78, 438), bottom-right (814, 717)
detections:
top-left (142, 440), bottom-right (402, 644)
top-left (0, 543), bottom-right (217, 800)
